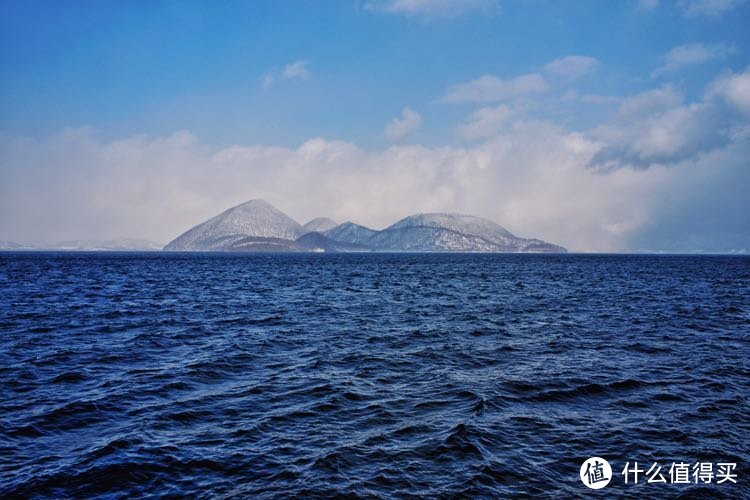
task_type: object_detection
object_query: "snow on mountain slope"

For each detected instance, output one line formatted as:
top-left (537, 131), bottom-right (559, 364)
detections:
top-left (302, 217), bottom-right (338, 234)
top-left (371, 213), bottom-right (566, 252)
top-left (368, 226), bottom-right (506, 252)
top-left (323, 222), bottom-right (379, 246)
top-left (164, 199), bottom-right (304, 251)
top-left (387, 213), bottom-right (516, 245)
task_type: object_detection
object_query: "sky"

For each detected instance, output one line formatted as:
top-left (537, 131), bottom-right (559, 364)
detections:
top-left (1, 0), bottom-right (749, 252)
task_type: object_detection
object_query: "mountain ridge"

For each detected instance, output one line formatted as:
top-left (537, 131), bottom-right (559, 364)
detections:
top-left (163, 199), bottom-right (567, 253)
top-left (302, 217), bottom-right (338, 234)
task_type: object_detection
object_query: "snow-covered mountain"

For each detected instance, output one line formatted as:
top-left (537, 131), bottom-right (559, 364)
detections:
top-left (164, 199), bottom-right (305, 251)
top-left (162, 200), bottom-right (566, 253)
top-left (302, 217), bottom-right (338, 234)
top-left (323, 222), bottom-right (379, 246)
top-left (370, 213), bottom-right (566, 253)
top-left (370, 226), bottom-right (505, 252)
top-left (324, 213), bottom-right (565, 253)
top-left (387, 213), bottom-right (515, 245)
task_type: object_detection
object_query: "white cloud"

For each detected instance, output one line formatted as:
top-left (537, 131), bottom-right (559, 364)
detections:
top-left (384, 107), bottom-right (422, 141)
top-left (708, 65), bottom-right (750, 114)
top-left (442, 73), bottom-right (548, 103)
top-left (282, 60), bottom-right (310, 80)
top-left (261, 60), bottom-right (310, 88)
top-left (588, 71), bottom-right (750, 170)
top-left (364, 0), bottom-right (499, 17)
top-left (678, 0), bottom-right (747, 18)
top-left (652, 43), bottom-right (736, 77)
top-left (544, 55), bottom-right (600, 80)
top-left (636, 0), bottom-right (660, 11)
top-left (590, 96), bottom-right (712, 169)
top-left (618, 85), bottom-right (683, 117)
top-left (457, 104), bottom-right (513, 139)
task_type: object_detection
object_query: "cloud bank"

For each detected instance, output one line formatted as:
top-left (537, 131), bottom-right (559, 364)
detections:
top-left (1, 60), bottom-right (748, 254)
top-left (1, 109), bottom-right (747, 253)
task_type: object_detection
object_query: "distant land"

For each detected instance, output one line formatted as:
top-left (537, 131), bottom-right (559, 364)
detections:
top-left (0, 239), bottom-right (163, 252)
top-left (164, 200), bottom-right (566, 253)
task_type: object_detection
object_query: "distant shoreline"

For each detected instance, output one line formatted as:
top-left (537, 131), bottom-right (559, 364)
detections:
top-left (1, 250), bottom-right (747, 257)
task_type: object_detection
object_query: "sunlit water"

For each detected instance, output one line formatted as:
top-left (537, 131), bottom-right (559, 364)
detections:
top-left (1, 253), bottom-right (748, 498)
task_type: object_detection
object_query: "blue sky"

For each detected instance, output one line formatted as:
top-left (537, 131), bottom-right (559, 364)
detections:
top-left (1, 0), bottom-right (749, 251)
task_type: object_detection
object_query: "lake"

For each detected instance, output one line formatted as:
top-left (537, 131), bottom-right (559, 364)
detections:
top-left (1, 252), bottom-right (748, 497)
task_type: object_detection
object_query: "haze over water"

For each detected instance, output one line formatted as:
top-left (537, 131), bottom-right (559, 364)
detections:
top-left (1, 252), bottom-right (748, 497)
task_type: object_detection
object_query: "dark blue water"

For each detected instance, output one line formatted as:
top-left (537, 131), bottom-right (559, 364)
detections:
top-left (1, 253), bottom-right (748, 498)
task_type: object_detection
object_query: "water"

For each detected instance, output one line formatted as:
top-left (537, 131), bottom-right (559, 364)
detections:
top-left (1, 252), bottom-right (748, 498)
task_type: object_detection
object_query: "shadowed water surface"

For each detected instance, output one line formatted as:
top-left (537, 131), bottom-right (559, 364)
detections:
top-left (0, 253), bottom-right (748, 498)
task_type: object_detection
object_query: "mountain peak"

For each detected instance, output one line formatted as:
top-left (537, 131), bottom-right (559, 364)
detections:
top-left (388, 212), bottom-right (515, 239)
top-left (323, 221), bottom-right (378, 246)
top-left (164, 199), bottom-right (304, 251)
top-left (233, 198), bottom-right (275, 209)
top-left (302, 217), bottom-right (338, 234)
